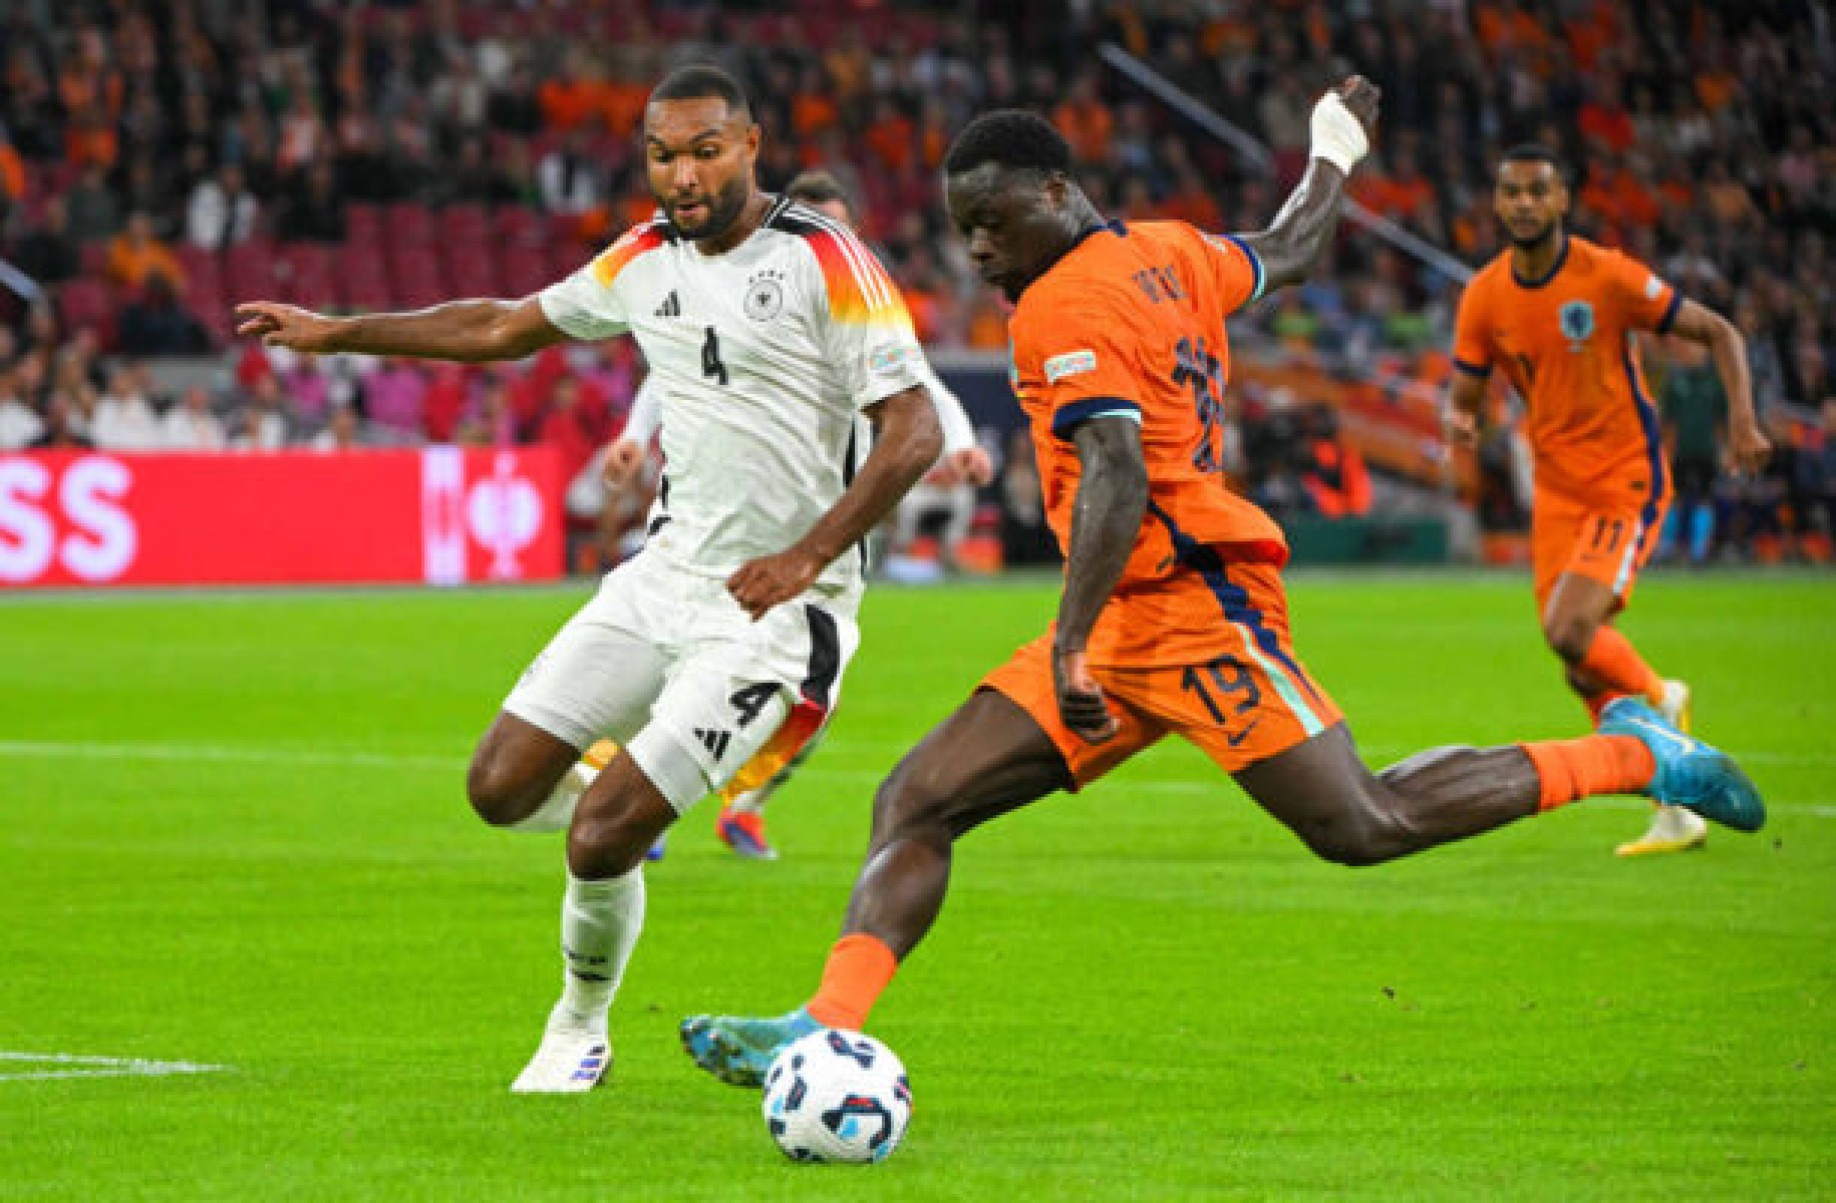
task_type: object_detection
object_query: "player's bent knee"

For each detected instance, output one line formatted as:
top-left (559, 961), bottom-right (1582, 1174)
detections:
top-left (1543, 614), bottom-right (1597, 664)
top-left (566, 806), bottom-right (659, 878)
top-left (870, 762), bottom-right (957, 845)
top-left (465, 756), bottom-right (546, 828)
top-left (1292, 802), bottom-right (1410, 867)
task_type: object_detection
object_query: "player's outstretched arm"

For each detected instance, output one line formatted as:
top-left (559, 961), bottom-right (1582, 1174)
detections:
top-left (1233, 76), bottom-right (1381, 294)
top-left (234, 294), bottom-right (569, 363)
top-left (726, 384), bottom-right (942, 619)
top-left (1667, 299), bottom-right (1771, 473)
top-left (1052, 415), bottom-right (1149, 743)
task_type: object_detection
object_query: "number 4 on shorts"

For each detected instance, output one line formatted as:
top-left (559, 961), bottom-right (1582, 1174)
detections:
top-left (729, 682), bottom-right (780, 728)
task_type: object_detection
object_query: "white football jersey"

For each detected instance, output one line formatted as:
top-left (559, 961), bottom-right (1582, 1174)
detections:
top-left (539, 197), bottom-right (926, 593)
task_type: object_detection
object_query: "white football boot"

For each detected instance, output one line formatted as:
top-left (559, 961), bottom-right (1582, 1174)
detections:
top-left (511, 1008), bottom-right (612, 1094)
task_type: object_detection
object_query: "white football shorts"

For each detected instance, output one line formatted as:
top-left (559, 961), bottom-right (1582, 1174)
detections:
top-left (502, 549), bottom-right (860, 811)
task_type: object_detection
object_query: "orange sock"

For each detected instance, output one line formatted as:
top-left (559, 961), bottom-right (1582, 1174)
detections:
top-left (1578, 627), bottom-right (1664, 706)
top-left (806, 934), bottom-right (899, 1031)
top-left (1520, 735), bottom-right (1656, 811)
top-left (1582, 691), bottom-right (1623, 725)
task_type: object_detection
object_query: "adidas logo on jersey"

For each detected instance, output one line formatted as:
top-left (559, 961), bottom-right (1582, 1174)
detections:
top-left (692, 727), bottom-right (731, 760)
top-left (654, 291), bottom-right (681, 318)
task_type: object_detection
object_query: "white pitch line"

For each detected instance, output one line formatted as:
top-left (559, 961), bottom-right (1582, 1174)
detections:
top-left (0, 1051), bottom-right (230, 1082)
top-left (0, 740), bottom-right (1829, 816)
top-left (0, 740), bottom-right (465, 772)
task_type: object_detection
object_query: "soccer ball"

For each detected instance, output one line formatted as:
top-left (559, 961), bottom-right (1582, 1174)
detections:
top-left (760, 1028), bottom-right (912, 1164)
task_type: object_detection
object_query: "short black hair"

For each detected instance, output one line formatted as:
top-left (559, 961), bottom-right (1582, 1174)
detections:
top-left (786, 169), bottom-right (852, 213)
top-left (649, 64), bottom-right (752, 120)
top-left (1500, 143), bottom-right (1565, 177)
top-left (943, 109), bottom-right (1072, 177)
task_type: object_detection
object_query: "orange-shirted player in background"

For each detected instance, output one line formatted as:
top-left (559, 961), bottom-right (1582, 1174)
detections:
top-left (682, 84), bottom-right (1767, 1085)
top-left (1446, 145), bottom-right (1770, 857)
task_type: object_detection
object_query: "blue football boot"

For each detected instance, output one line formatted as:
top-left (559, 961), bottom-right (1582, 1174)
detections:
top-left (1598, 697), bottom-right (1765, 833)
top-left (680, 1007), bottom-right (820, 1088)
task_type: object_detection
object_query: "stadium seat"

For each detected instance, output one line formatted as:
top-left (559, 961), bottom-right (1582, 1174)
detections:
top-left (445, 242), bottom-right (503, 296)
top-left (342, 275), bottom-right (393, 313)
top-left (78, 241), bottom-right (108, 279)
top-left (335, 243), bottom-right (392, 311)
top-left (438, 203), bottom-right (491, 245)
top-left (493, 204), bottom-right (549, 248)
top-left (500, 245), bottom-right (554, 296)
top-left (57, 279), bottom-right (118, 348)
top-left (389, 245), bottom-right (448, 309)
top-left (385, 202), bottom-right (437, 246)
top-left (548, 241), bottom-right (590, 280)
top-left (275, 243), bottom-right (341, 309)
top-left (224, 240), bottom-right (277, 297)
top-left (176, 244), bottom-right (223, 292)
top-left (346, 203), bottom-right (384, 241)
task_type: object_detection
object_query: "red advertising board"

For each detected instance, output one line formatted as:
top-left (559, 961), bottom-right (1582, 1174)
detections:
top-left (0, 447), bottom-right (564, 587)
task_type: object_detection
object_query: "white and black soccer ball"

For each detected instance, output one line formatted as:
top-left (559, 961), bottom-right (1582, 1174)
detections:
top-left (760, 1028), bottom-right (912, 1164)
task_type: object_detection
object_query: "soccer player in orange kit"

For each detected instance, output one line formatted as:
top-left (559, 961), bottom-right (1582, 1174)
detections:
top-left (1446, 145), bottom-right (1770, 857)
top-left (680, 83), bottom-right (1766, 1085)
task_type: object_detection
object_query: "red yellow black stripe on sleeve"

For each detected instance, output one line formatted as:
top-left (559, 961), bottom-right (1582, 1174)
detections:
top-left (770, 205), bottom-right (915, 330)
top-left (589, 224), bottom-right (668, 289)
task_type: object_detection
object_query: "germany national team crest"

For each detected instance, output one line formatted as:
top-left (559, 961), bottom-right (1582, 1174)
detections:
top-left (1559, 299), bottom-right (1595, 347)
top-left (744, 270), bottom-right (785, 321)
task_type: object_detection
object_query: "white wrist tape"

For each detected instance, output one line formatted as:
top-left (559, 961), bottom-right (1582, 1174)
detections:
top-left (1309, 92), bottom-right (1369, 174)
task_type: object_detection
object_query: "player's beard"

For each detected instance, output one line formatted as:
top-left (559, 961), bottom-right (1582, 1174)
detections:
top-left (1506, 218), bottom-right (1559, 251)
top-left (666, 176), bottom-right (750, 243)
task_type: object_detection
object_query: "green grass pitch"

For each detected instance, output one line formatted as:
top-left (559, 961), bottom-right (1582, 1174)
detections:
top-left (1, 571), bottom-right (1830, 1201)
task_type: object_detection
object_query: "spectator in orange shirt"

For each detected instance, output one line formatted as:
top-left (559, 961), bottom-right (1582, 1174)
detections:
top-left (862, 98), bottom-right (915, 174)
top-left (1300, 405), bottom-right (1373, 519)
top-left (1159, 164), bottom-right (1224, 232)
top-left (56, 27), bottom-right (124, 124)
top-left (1356, 146), bottom-right (1436, 222)
top-left (538, 49), bottom-right (608, 132)
top-left (0, 129), bottom-right (22, 217)
top-left (1052, 70), bottom-right (1114, 164)
top-left (917, 99), bottom-right (951, 172)
top-left (1702, 160), bottom-right (1758, 229)
top-left (105, 211), bottom-right (187, 294)
top-left (791, 66), bottom-right (839, 139)
top-left (1577, 77), bottom-right (1636, 155)
top-left (1607, 156), bottom-right (1662, 230)
top-left (1693, 57), bottom-right (1739, 114)
top-left (64, 105), bottom-right (119, 169)
top-left (601, 65), bottom-right (650, 140)
top-left (822, 26), bottom-right (871, 106)
top-left (1475, 0), bottom-right (1551, 55)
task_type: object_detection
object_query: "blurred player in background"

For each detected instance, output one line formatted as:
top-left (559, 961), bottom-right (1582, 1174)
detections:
top-left (1445, 145), bottom-right (1770, 857)
top-left (603, 168), bottom-right (992, 862)
top-left (682, 81), bottom-right (1767, 1087)
top-left (237, 65), bottom-right (941, 1093)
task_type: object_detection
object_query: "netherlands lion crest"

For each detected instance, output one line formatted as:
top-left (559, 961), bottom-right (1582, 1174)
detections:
top-left (1559, 299), bottom-right (1595, 345)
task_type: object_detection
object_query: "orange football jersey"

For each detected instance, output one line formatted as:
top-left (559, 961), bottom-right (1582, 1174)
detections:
top-left (1007, 220), bottom-right (1287, 665)
top-left (1452, 235), bottom-right (1679, 510)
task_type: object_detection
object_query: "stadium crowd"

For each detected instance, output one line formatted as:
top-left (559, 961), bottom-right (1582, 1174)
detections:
top-left (0, 0), bottom-right (1831, 562)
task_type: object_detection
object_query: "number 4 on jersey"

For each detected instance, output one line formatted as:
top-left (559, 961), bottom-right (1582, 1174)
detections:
top-left (702, 326), bottom-right (729, 386)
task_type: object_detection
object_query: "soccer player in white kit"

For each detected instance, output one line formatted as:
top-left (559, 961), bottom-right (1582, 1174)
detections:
top-left (606, 168), bottom-right (994, 861)
top-left (234, 65), bottom-right (942, 1093)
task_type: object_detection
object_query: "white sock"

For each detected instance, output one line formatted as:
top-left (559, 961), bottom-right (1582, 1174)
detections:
top-left (725, 785), bottom-right (768, 816)
top-left (555, 868), bottom-right (646, 1029)
top-left (509, 762), bottom-right (596, 833)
